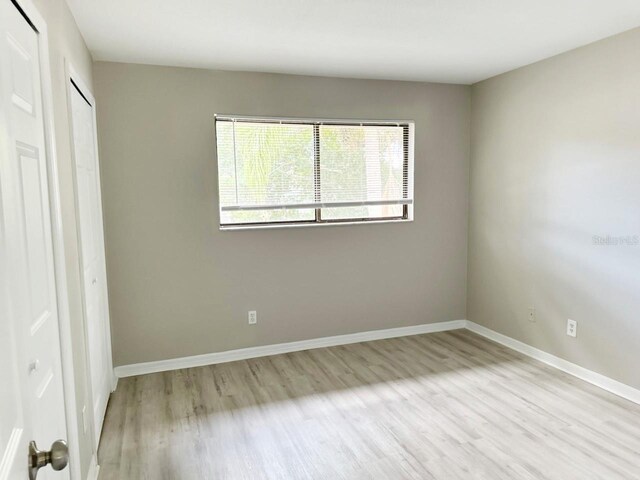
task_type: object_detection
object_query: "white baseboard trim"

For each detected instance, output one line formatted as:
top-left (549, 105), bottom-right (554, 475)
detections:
top-left (465, 321), bottom-right (640, 405)
top-left (86, 454), bottom-right (99, 480)
top-left (112, 318), bottom-right (639, 406)
top-left (114, 320), bottom-right (467, 378)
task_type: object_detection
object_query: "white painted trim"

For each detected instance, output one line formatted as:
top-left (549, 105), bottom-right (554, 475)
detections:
top-left (221, 217), bottom-right (411, 231)
top-left (85, 454), bottom-right (99, 480)
top-left (114, 319), bottom-right (640, 406)
top-left (215, 113), bottom-right (414, 125)
top-left (13, 1), bottom-right (83, 479)
top-left (114, 320), bottom-right (467, 377)
top-left (465, 321), bottom-right (640, 405)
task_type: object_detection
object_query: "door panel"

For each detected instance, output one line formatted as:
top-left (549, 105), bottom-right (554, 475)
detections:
top-left (0, 275), bottom-right (25, 479)
top-left (7, 32), bottom-right (35, 115)
top-left (0, 2), bottom-right (69, 479)
top-left (18, 144), bottom-right (51, 323)
top-left (70, 81), bottom-right (111, 445)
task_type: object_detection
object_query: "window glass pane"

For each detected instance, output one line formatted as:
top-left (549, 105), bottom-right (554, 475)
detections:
top-left (319, 125), bottom-right (405, 206)
top-left (221, 208), bottom-right (315, 225)
top-left (322, 204), bottom-right (404, 220)
top-left (216, 118), bottom-right (411, 227)
top-left (216, 121), bottom-right (315, 210)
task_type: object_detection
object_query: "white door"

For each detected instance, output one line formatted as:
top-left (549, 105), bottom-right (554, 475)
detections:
top-left (69, 80), bottom-right (111, 445)
top-left (0, 1), bottom-right (70, 480)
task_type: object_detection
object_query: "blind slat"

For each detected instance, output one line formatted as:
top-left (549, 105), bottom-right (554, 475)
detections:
top-left (221, 199), bottom-right (413, 212)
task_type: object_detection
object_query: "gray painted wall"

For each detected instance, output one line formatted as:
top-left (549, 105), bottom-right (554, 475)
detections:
top-left (469, 28), bottom-right (640, 389)
top-left (93, 63), bottom-right (471, 367)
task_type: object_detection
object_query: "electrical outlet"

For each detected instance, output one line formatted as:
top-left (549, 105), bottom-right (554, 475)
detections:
top-left (566, 319), bottom-right (577, 337)
top-left (248, 310), bottom-right (257, 325)
top-left (528, 307), bottom-right (536, 323)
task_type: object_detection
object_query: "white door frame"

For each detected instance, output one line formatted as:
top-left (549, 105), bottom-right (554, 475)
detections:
top-left (65, 60), bottom-right (117, 440)
top-left (11, 1), bottom-right (87, 478)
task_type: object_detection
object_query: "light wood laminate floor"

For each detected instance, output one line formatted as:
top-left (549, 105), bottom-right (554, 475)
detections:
top-left (98, 330), bottom-right (640, 479)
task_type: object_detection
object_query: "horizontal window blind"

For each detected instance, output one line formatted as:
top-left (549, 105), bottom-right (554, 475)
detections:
top-left (215, 116), bottom-right (413, 218)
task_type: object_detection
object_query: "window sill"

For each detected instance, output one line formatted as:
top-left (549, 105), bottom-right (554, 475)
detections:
top-left (219, 217), bottom-right (413, 231)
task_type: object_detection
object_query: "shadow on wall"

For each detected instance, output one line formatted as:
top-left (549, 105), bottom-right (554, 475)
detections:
top-left (475, 140), bottom-right (639, 374)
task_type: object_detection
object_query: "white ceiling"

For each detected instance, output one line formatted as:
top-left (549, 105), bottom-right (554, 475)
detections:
top-left (67, 0), bottom-right (640, 84)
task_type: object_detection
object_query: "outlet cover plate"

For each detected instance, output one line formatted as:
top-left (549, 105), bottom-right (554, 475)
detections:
top-left (567, 319), bottom-right (577, 337)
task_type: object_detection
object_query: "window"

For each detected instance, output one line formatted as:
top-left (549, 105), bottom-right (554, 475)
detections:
top-left (215, 115), bottom-right (414, 228)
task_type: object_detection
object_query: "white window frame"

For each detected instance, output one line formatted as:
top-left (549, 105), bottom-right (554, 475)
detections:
top-left (214, 115), bottom-right (415, 230)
